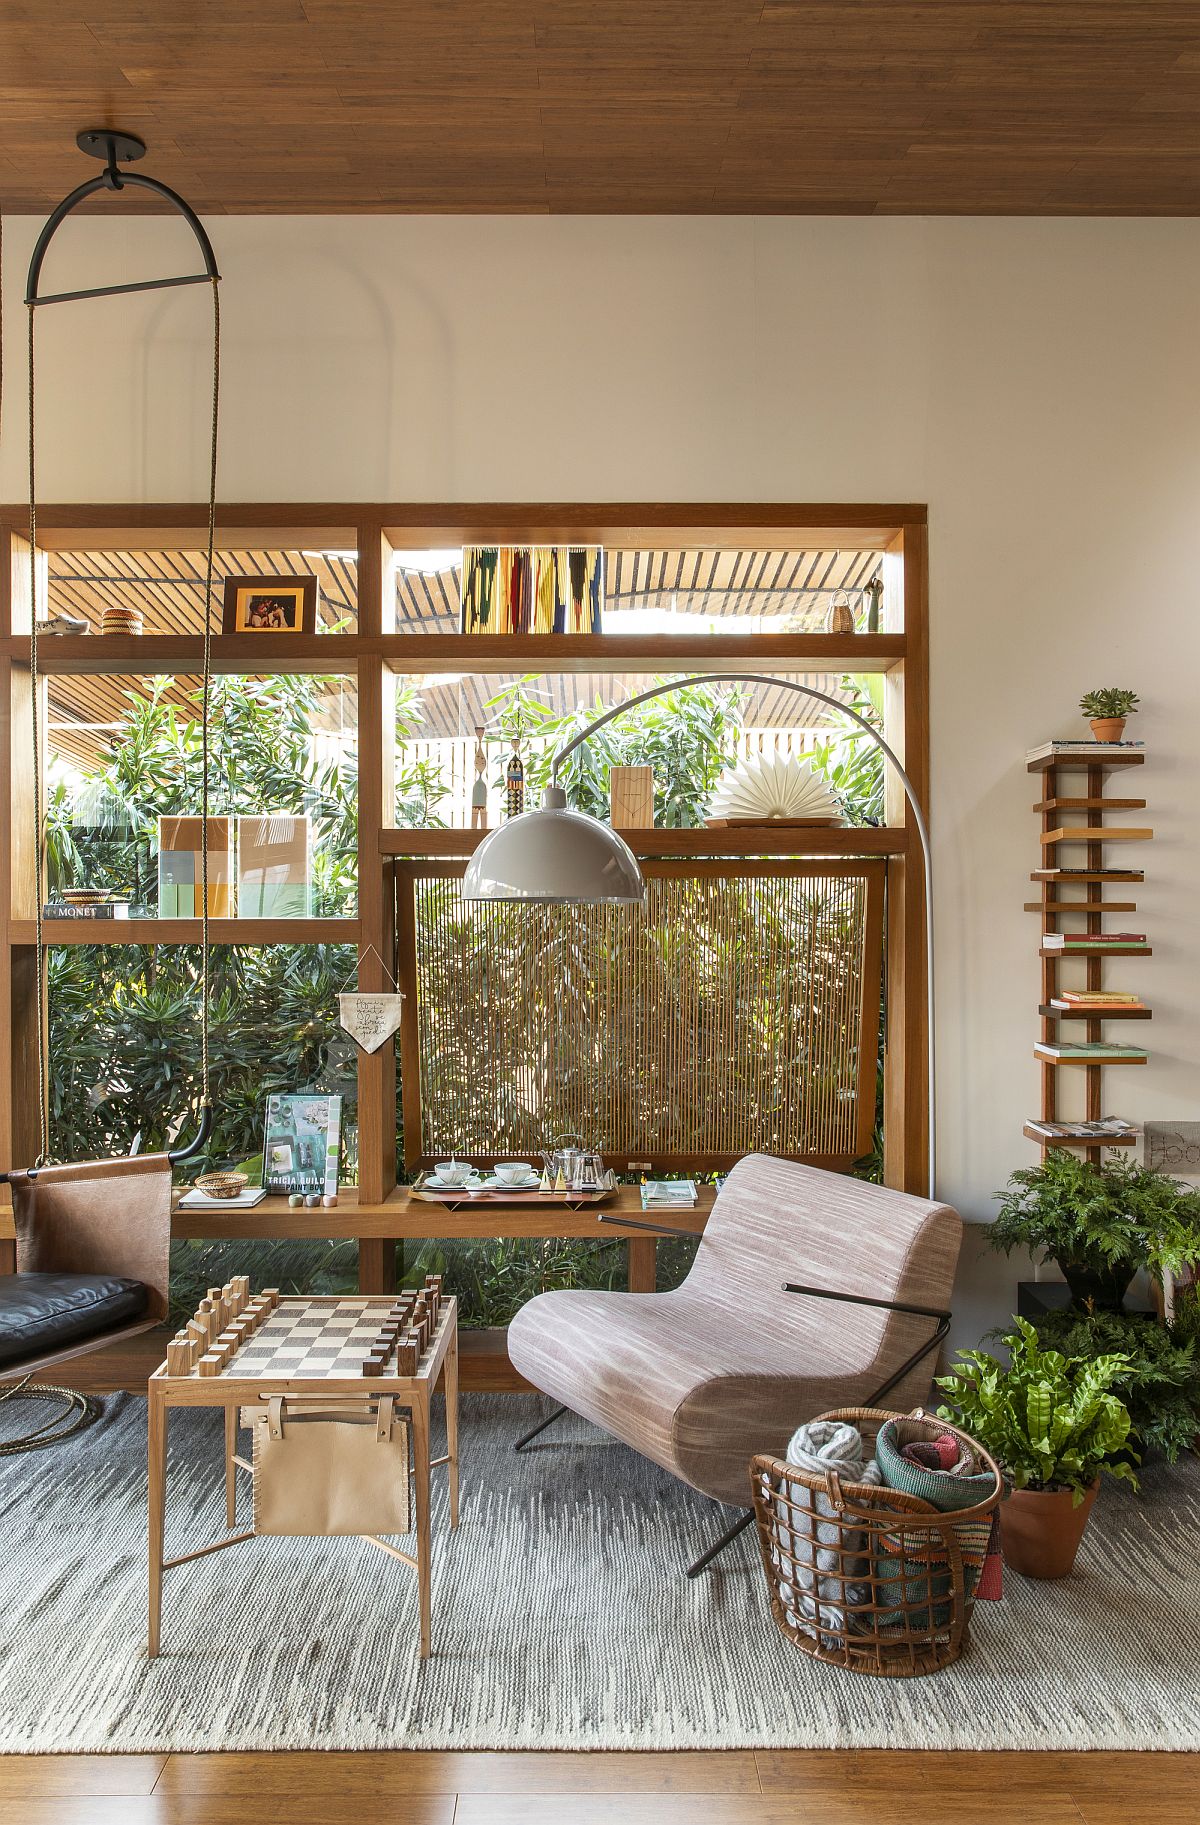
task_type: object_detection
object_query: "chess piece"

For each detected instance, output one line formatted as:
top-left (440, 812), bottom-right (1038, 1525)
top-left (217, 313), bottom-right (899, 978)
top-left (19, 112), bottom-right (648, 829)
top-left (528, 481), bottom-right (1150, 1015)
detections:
top-left (470, 726), bottom-right (489, 831)
top-left (504, 737), bottom-right (525, 820)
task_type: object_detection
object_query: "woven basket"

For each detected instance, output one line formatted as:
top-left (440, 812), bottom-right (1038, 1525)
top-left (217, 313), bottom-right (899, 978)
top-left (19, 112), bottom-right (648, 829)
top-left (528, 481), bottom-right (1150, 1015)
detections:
top-left (750, 1406), bottom-right (1003, 1679)
top-left (193, 1170), bottom-right (248, 1201)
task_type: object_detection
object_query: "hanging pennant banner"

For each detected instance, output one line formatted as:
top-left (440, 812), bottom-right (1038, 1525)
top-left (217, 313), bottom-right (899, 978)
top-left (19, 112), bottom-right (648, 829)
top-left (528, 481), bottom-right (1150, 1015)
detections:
top-left (338, 992), bottom-right (405, 1055)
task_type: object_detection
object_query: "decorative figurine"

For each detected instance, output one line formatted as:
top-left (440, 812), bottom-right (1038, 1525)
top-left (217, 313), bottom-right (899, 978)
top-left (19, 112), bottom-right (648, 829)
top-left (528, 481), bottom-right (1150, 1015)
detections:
top-left (505, 736), bottom-right (525, 820)
top-left (826, 591), bottom-right (856, 635)
top-left (470, 725), bottom-right (489, 830)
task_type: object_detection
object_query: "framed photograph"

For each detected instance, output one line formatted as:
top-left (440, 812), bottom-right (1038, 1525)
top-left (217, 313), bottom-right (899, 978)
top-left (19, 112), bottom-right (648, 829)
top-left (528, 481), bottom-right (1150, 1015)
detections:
top-left (222, 573), bottom-right (318, 636)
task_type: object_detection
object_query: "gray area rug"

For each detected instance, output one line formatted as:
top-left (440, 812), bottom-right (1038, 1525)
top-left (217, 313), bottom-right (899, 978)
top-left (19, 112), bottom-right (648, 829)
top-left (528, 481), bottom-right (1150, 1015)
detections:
top-left (0, 1391), bottom-right (1196, 1752)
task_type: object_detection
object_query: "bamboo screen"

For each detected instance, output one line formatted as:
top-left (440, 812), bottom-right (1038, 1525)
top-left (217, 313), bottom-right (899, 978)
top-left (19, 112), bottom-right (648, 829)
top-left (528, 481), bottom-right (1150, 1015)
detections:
top-left (406, 862), bottom-right (884, 1169)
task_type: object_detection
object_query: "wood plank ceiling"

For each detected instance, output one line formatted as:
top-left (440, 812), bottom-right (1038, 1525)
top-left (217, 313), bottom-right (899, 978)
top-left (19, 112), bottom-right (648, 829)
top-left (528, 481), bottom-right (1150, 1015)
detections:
top-left (1, 4), bottom-right (1199, 215)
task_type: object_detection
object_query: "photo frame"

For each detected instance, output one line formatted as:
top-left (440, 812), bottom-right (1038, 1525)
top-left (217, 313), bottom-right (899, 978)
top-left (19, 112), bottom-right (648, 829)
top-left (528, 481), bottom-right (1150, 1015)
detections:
top-left (222, 573), bottom-right (318, 636)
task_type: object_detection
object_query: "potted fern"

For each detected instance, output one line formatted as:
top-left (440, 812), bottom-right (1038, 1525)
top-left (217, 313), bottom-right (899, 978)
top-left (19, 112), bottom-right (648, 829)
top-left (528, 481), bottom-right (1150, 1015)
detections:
top-left (988, 1151), bottom-right (1200, 1309)
top-left (937, 1319), bottom-right (1137, 1577)
top-left (1079, 685), bottom-right (1139, 743)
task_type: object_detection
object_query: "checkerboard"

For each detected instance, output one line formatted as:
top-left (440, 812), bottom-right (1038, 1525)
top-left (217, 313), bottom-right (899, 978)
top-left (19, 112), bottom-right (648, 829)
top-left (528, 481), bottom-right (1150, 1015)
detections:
top-left (228, 1297), bottom-right (415, 1380)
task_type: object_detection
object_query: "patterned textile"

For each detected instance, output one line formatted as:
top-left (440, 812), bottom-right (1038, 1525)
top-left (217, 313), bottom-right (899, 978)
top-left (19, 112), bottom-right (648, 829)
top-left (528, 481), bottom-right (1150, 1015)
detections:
top-left (775, 1419), bottom-right (883, 1644)
top-left (873, 1417), bottom-right (1002, 1621)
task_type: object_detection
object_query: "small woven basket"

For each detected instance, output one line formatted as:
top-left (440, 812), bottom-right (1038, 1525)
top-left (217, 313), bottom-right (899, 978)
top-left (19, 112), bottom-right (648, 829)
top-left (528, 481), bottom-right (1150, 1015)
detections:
top-left (193, 1170), bottom-right (248, 1201)
top-left (750, 1406), bottom-right (1003, 1679)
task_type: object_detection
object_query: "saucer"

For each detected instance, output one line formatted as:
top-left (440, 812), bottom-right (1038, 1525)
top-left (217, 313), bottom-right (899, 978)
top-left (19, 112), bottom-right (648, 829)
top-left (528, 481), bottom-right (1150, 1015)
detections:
top-left (481, 1173), bottom-right (540, 1191)
top-left (426, 1173), bottom-right (480, 1190)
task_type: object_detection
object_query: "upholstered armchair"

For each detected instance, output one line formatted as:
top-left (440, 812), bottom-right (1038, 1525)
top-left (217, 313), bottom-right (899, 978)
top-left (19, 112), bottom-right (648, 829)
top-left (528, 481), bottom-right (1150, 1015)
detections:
top-left (507, 1154), bottom-right (962, 1564)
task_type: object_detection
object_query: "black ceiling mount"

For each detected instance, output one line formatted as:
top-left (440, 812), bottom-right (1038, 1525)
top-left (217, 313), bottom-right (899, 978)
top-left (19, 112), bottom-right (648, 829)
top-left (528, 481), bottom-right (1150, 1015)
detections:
top-left (26, 130), bottom-right (219, 308)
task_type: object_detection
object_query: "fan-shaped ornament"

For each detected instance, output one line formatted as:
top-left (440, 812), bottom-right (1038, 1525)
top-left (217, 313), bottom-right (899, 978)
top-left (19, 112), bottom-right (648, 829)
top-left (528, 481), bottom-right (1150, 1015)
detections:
top-left (706, 756), bottom-right (843, 826)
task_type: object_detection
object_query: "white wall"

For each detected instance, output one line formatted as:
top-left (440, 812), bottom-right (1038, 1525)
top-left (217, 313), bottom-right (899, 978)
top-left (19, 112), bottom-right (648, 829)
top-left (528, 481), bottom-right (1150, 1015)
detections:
top-left (4, 214), bottom-right (1198, 1342)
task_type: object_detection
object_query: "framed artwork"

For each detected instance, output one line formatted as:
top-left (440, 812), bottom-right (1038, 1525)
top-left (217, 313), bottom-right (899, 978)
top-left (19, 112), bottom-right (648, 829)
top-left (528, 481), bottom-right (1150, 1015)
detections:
top-left (237, 815), bottom-right (311, 917)
top-left (461, 546), bottom-right (603, 636)
top-left (157, 815), bottom-right (233, 917)
top-left (222, 573), bottom-right (318, 635)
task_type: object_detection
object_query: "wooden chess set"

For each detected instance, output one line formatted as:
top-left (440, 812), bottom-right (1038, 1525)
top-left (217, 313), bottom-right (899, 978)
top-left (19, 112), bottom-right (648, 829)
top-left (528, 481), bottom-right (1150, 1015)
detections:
top-left (163, 1275), bottom-right (447, 1380)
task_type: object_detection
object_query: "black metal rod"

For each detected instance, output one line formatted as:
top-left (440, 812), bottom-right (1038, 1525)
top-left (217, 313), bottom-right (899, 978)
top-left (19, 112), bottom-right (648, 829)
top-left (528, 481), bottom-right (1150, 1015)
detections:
top-left (32, 272), bottom-right (215, 309)
top-left (686, 1509), bottom-right (755, 1578)
top-left (596, 1212), bottom-right (702, 1241)
top-left (783, 1280), bottom-right (951, 1324)
top-left (167, 1102), bottom-right (213, 1166)
top-left (26, 169), bottom-right (219, 307)
top-left (514, 1404), bottom-right (568, 1453)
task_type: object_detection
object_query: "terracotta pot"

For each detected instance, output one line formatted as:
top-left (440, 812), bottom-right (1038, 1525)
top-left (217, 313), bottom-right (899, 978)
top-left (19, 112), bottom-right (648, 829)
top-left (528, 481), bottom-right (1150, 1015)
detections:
top-left (1001, 1479), bottom-right (1099, 1579)
top-left (1089, 717), bottom-right (1126, 743)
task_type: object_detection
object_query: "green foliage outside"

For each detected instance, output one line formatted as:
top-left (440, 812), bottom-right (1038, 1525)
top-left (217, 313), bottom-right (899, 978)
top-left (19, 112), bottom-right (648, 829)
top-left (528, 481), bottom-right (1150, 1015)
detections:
top-left (936, 1317), bottom-right (1138, 1502)
top-left (43, 668), bottom-right (884, 1325)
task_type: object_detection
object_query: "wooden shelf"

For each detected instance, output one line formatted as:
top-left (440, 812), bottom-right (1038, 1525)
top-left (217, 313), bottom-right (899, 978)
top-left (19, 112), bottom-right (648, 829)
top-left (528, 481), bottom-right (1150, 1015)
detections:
top-left (384, 825), bottom-right (907, 859)
top-left (1041, 826), bottom-right (1152, 845)
top-left (1039, 1003), bottom-right (1151, 1020)
top-left (1039, 945), bottom-right (1152, 958)
top-left (1026, 750), bottom-right (1145, 773)
top-left (4, 629), bottom-right (908, 679)
top-left (1024, 901), bottom-right (1137, 913)
top-left (1023, 1124), bottom-right (1139, 1149)
top-left (1034, 1048), bottom-right (1148, 1066)
top-left (1032, 797), bottom-right (1146, 813)
top-left (10, 917), bottom-right (360, 947)
top-left (1030, 869), bottom-right (1143, 883)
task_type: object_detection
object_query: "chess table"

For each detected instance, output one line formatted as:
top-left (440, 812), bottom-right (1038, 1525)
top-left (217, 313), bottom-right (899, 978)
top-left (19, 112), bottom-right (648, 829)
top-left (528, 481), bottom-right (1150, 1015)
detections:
top-left (147, 1278), bottom-right (459, 1662)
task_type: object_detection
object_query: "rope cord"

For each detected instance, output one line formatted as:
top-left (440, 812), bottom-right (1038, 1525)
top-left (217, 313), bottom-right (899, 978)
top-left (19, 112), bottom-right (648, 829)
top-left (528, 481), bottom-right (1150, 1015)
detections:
top-left (199, 276), bottom-right (220, 1113)
top-left (0, 1376), bottom-right (100, 1454)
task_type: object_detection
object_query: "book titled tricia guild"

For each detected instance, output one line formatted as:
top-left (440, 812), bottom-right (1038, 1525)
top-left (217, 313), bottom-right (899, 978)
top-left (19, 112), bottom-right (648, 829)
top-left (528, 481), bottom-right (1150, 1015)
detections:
top-left (262, 1093), bottom-right (341, 1197)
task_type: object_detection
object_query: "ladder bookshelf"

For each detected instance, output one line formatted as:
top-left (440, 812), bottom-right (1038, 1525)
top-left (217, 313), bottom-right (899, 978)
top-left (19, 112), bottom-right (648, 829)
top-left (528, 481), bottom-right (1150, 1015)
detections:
top-left (1025, 745), bottom-right (1150, 1160)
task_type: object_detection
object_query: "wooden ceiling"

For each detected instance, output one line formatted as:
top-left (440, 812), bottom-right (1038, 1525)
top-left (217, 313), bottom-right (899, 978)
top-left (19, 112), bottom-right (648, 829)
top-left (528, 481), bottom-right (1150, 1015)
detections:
top-left (3, 4), bottom-right (1199, 216)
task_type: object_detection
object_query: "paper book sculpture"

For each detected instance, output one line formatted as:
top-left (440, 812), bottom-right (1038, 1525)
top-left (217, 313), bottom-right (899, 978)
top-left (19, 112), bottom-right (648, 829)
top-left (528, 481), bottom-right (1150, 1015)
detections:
top-left (707, 755), bottom-right (841, 825)
top-left (237, 815), bottom-right (311, 917)
top-left (157, 815), bottom-right (233, 916)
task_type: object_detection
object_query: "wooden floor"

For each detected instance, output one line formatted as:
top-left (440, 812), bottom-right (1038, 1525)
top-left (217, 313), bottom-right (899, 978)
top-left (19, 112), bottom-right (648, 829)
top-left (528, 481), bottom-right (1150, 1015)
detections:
top-left (0, 1752), bottom-right (1191, 1823)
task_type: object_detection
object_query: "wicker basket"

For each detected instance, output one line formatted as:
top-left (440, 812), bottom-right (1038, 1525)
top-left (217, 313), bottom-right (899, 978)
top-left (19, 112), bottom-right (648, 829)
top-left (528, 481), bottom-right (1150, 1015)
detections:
top-left (193, 1170), bottom-right (249, 1201)
top-left (750, 1406), bottom-right (1003, 1679)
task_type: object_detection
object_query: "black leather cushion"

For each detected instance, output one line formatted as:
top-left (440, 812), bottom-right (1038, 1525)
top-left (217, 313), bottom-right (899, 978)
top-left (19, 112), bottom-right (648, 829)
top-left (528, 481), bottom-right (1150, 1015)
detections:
top-left (0, 1273), bottom-right (149, 1368)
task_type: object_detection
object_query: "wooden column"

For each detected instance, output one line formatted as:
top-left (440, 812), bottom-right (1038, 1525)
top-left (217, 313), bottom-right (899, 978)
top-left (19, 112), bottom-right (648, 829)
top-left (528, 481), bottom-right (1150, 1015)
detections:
top-left (355, 523), bottom-right (397, 1292)
top-left (881, 519), bottom-right (930, 1195)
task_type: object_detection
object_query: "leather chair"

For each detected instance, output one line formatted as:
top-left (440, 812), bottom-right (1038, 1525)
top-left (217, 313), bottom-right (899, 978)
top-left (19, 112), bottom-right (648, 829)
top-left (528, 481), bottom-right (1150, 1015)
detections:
top-left (1, 1154), bottom-right (172, 1376)
top-left (508, 1154), bottom-right (962, 1526)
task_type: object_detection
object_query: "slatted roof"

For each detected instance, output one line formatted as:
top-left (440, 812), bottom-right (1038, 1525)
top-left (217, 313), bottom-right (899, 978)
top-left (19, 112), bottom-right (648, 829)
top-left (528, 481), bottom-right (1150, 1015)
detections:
top-left (44, 546), bottom-right (877, 763)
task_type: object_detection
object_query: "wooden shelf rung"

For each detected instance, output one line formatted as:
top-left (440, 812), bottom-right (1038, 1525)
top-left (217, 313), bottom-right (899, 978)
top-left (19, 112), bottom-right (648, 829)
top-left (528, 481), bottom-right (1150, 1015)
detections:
top-left (1032, 797), bottom-right (1146, 813)
top-left (1024, 901), bottom-right (1137, 914)
top-left (1038, 1003), bottom-right (1151, 1020)
top-left (1022, 1124), bottom-right (1139, 1148)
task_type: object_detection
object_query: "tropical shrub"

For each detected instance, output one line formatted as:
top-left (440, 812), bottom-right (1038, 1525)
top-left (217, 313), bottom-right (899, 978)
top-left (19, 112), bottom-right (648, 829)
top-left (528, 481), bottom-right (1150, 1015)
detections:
top-left (1031, 1306), bottom-right (1200, 1465)
top-left (936, 1317), bottom-right (1138, 1501)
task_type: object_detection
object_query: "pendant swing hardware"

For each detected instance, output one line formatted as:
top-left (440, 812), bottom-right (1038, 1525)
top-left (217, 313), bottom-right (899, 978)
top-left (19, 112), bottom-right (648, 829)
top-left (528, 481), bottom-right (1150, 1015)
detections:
top-left (26, 129), bottom-right (220, 309)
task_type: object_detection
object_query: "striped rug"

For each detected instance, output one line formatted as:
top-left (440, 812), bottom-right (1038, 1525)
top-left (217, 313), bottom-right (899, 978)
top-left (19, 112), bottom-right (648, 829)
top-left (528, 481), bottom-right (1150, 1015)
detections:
top-left (0, 1392), bottom-right (1195, 1752)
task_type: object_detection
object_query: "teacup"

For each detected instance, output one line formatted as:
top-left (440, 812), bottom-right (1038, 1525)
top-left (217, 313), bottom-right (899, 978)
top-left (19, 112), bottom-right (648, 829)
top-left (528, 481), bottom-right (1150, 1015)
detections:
top-left (494, 1161), bottom-right (535, 1185)
top-left (432, 1160), bottom-right (473, 1186)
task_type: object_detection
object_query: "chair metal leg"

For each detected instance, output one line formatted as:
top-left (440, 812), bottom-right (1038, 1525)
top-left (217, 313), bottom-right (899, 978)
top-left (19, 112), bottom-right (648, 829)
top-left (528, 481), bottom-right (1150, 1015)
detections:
top-left (514, 1403), bottom-right (568, 1452)
top-left (686, 1508), bottom-right (754, 1578)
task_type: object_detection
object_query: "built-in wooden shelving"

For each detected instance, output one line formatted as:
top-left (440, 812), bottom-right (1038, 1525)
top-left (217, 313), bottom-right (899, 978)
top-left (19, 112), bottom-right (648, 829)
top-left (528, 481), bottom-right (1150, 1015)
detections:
top-left (1027, 746), bottom-right (1149, 1160)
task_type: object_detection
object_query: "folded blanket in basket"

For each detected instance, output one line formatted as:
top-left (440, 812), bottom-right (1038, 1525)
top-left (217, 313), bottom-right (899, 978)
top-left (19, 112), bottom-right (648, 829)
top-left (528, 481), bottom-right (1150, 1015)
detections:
top-left (874, 1417), bottom-right (1003, 1616)
top-left (774, 1420), bottom-right (883, 1645)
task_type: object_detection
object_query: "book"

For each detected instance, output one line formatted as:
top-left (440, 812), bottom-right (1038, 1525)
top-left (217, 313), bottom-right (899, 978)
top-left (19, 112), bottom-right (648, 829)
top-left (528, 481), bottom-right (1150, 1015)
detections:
top-left (1026, 740), bottom-right (1145, 762)
top-left (1025, 1117), bottom-right (1139, 1140)
top-left (263, 1093), bottom-right (342, 1197)
top-left (1053, 992), bottom-right (1142, 1007)
top-left (1034, 1042), bottom-right (1148, 1063)
top-left (178, 1186), bottom-right (268, 1210)
top-left (1042, 932), bottom-right (1146, 947)
top-left (43, 901), bottom-right (130, 920)
top-left (640, 1180), bottom-right (698, 1209)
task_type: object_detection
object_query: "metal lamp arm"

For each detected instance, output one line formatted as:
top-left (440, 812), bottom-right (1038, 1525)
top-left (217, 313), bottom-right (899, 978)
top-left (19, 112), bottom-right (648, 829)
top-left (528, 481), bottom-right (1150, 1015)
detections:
top-left (551, 672), bottom-right (936, 1198)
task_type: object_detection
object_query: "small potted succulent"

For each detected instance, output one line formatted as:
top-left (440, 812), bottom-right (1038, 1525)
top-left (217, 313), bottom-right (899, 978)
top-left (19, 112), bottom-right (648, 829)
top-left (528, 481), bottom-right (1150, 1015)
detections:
top-left (936, 1319), bottom-right (1137, 1578)
top-left (987, 1151), bottom-right (1200, 1310)
top-left (1079, 685), bottom-right (1139, 743)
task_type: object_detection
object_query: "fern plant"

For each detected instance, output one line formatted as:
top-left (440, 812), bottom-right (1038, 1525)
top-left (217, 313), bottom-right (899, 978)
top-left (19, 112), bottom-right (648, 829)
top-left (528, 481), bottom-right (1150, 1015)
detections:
top-left (936, 1318), bottom-right (1138, 1502)
top-left (989, 1150), bottom-right (1200, 1283)
top-left (1032, 1306), bottom-right (1200, 1465)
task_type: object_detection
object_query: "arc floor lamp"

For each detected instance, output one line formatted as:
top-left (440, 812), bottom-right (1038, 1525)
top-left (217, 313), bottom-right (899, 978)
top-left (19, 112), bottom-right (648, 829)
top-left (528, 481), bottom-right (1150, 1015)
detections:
top-left (462, 673), bottom-right (935, 1198)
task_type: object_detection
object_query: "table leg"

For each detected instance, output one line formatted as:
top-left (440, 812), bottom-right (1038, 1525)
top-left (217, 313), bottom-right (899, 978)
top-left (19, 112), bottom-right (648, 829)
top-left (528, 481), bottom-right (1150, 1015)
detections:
top-left (411, 1388), bottom-right (432, 1660)
top-left (627, 1235), bottom-right (657, 1293)
top-left (444, 1324), bottom-right (460, 1530)
top-left (147, 1384), bottom-right (167, 1657)
top-left (225, 1403), bottom-right (238, 1528)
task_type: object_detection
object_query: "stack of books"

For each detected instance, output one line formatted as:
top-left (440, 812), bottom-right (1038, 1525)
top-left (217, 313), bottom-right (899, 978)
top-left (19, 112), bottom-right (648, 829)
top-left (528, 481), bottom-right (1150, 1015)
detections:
top-left (1049, 990), bottom-right (1144, 1011)
top-left (1025, 1117), bottom-right (1139, 1142)
top-left (640, 1180), bottom-right (698, 1210)
top-left (1026, 739), bottom-right (1145, 763)
top-left (1043, 931), bottom-right (1148, 951)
